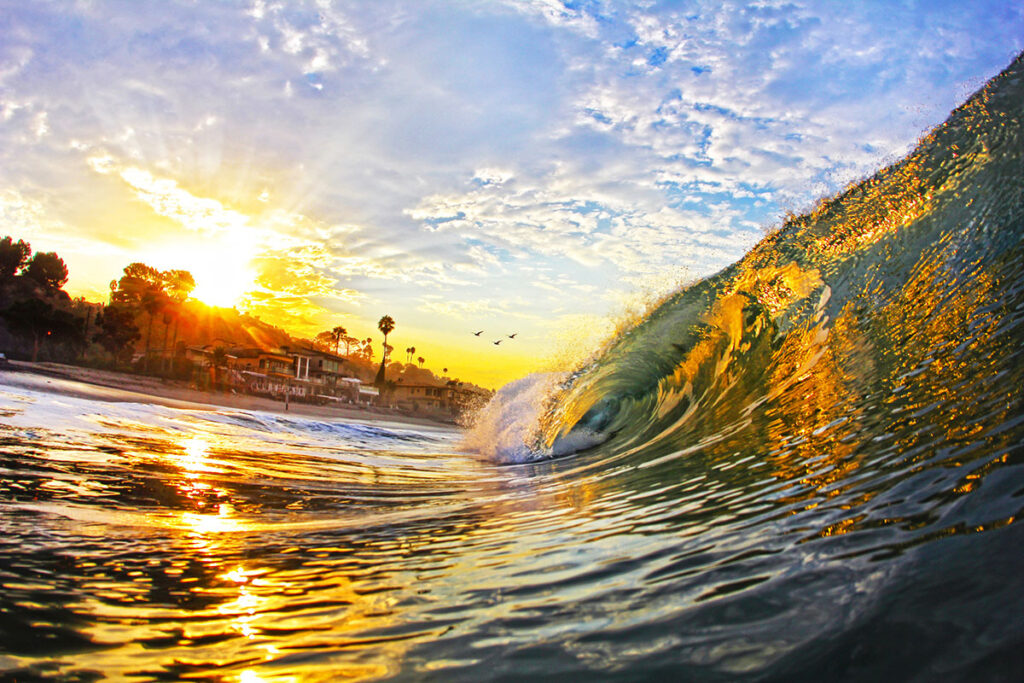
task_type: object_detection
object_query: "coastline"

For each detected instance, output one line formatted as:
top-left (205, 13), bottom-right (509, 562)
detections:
top-left (0, 360), bottom-right (458, 430)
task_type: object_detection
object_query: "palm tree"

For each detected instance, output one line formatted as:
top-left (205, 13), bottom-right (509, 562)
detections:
top-left (140, 287), bottom-right (167, 373)
top-left (375, 315), bottom-right (395, 387)
top-left (417, 356), bottom-right (425, 367)
top-left (342, 335), bottom-right (356, 356)
top-left (378, 315), bottom-right (395, 350)
top-left (331, 325), bottom-right (346, 355)
top-left (161, 308), bottom-right (175, 374)
top-left (161, 269), bottom-right (194, 374)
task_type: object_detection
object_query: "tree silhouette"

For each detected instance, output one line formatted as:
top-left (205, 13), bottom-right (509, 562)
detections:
top-left (160, 308), bottom-right (176, 372)
top-left (111, 263), bottom-right (164, 306)
top-left (331, 325), bottom-right (346, 355)
top-left (417, 356), bottom-right (425, 367)
top-left (378, 315), bottom-right (395, 350)
top-left (3, 298), bottom-right (82, 361)
top-left (0, 236), bottom-right (31, 280)
top-left (160, 270), bottom-right (195, 374)
top-left (341, 335), bottom-right (356, 356)
top-left (314, 330), bottom-right (335, 351)
top-left (140, 288), bottom-right (167, 372)
top-left (94, 305), bottom-right (140, 365)
top-left (107, 263), bottom-right (199, 373)
top-left (24, 252), bottom-right (68, 293)
top-left (162, 269), bottom-right (196, 303)
top-left (375, 314), bottom-right (395, 388)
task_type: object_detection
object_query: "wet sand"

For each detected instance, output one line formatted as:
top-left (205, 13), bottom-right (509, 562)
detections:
top-left (0, 360), bottom-right (455, 429)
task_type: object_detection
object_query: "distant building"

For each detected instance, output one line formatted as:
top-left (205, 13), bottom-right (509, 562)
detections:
top-left (227, 348), bottom-right (297, 397)
top-left (390, 381), bottom-right (492, 419)
top-left (391, 382), bottom-right (447, 413)
top-left (181, 341), bottom-right (475, 415)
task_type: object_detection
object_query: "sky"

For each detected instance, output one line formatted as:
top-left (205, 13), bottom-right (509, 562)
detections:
top-left (1, 0), bottom-right (1021, 388)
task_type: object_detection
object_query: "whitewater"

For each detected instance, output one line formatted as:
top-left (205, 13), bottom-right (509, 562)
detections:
top-left (1, 54), bottom-right (1022, 681)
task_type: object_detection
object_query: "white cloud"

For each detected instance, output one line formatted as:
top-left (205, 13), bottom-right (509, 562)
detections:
top-left (495, 0), bottom-right (602, 37)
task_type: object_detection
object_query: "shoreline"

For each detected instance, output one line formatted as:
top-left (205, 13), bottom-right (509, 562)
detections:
top-left (0, 360), bottom-right (459, 430)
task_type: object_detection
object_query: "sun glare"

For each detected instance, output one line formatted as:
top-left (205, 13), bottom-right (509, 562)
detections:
top-left (146, 240), bottom-right (258, 308)
top-left (190, 264), bottom-right (256, 307)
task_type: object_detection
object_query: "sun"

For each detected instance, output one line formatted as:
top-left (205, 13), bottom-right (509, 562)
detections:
top-left (189, 262), bottom-right (257, 308)
top-left (147, 239), bottom-right (257, 308)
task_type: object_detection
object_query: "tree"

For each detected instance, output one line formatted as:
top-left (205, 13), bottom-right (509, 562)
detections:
top-left (331, 325), bottom-right (346, 355)
top-left (315, 330), bottom-right (336, 351)
top-left (162, 269), bottom-right (196, 303)
top-left (160, 269), bottom-right (195, 374)
top-left (139, 286), bottom-right (168, 372)
top-left (109, 263), bottom-right (196, 373)
top-left (111, 262), bottom-right (164, 306)
top-left (417, 356), bottom-right (425, 367)
top-left (378, 315), bottom-right (395, 346)
top-left (94, 304), bottom-right (141, 366)
top-left (341, 335), bottom-right (357, 356)
top-left (374, 315), bottom-right (395, 387)
top-left (23, 252), bottom-right (69, 293)
top-left (0, 236), bottom-right (31, 280)
top-left (3, 298), bottom-right (82, 361)
top-left (160, 308), bottom-right (176, 372)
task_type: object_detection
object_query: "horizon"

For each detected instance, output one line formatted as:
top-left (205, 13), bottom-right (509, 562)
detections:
top-left (1, 1), bottom-right (1022, 388)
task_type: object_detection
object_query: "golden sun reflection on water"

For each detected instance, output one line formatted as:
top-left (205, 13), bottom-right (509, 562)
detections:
top-left (124, 429), bottom-right (419, 681)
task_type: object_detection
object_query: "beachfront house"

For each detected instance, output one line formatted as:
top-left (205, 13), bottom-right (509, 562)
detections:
top-left (391, 382), bottom-right (447, 414)
top-left (224, 348), bottom-right (301, 399)
top-left (184, 343), bottom-right (376, 406)
top-left (390, 381), bottom-right (492, 419)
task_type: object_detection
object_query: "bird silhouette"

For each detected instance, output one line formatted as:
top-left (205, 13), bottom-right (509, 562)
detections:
top-left (493, 340), bottom-right (502, 345)
top-left (507, 333), bottom-right (517, 339)
top-left (473, 330), bottom-right (484, 336)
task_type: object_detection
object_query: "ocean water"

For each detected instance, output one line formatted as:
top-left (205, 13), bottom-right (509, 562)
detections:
top-left (2, 56), bottom-right (1023, 681)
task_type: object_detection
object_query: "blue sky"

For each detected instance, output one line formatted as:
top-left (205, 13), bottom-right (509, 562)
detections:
top-left (1, 0), bottom-right (1021, 386)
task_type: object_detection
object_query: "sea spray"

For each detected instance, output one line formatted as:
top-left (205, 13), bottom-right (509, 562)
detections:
top-left (460, 373), bottom-right (608, 463)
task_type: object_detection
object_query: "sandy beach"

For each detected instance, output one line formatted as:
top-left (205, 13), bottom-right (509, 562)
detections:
top-left (0, 360), bottom-right (457, 430)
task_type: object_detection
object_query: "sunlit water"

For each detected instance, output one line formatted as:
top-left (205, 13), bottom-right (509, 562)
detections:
top-left (2, 56), bottom-right (1024, 682)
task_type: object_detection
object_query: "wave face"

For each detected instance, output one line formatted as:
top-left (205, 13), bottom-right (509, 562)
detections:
top-left (534, 54), bottom-right (1024, 472)
top-left (1, 57), bottom-right (1022, 682)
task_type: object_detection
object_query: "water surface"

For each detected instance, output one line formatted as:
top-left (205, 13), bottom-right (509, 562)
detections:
top-left (2, 53), bottom-right (1023, 683)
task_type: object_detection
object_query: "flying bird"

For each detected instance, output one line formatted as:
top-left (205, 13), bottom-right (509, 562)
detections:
top-left (507, 333), bottom-right (517, 339)
top-left (493, 340), bottom-right (502, 345)
top-left (473, 330), bottom-right (484, 336)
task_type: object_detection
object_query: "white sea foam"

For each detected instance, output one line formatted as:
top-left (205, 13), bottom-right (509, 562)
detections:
top-left (460, 373), bottom-right (572, 464)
